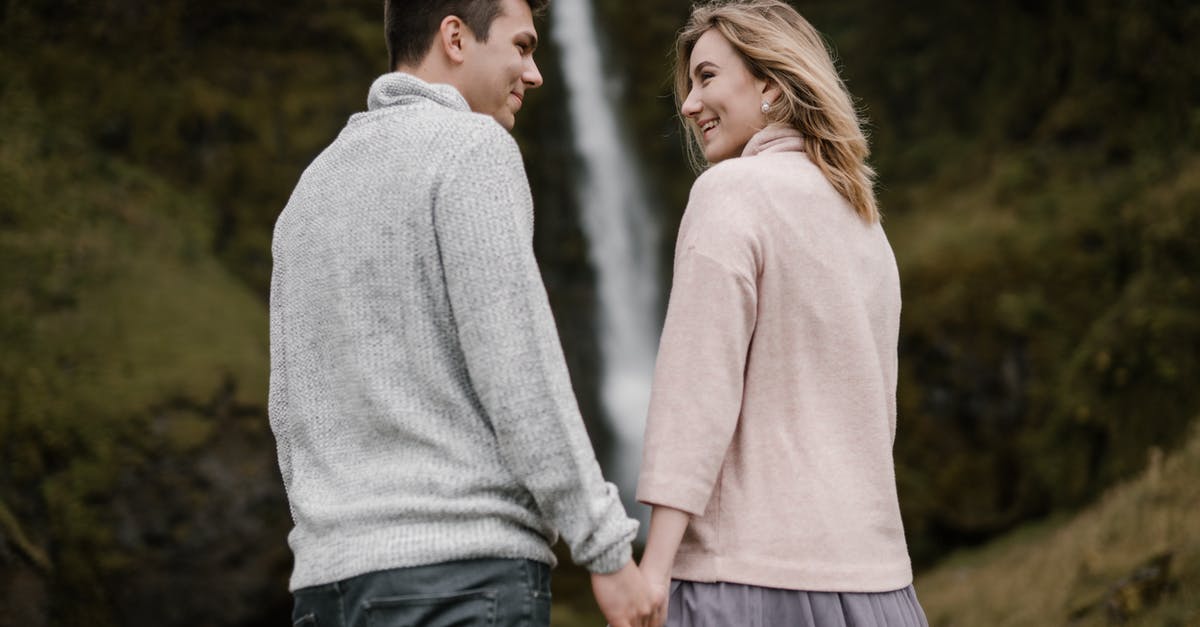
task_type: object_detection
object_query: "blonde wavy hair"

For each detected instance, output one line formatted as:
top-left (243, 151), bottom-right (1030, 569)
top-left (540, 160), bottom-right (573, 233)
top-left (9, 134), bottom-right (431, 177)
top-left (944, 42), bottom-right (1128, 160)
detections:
top-left (674, 0), bottom-right (879, 222)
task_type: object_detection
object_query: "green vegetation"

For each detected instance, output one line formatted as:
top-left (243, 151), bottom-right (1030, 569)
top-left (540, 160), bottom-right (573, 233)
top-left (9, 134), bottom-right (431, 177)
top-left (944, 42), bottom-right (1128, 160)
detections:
top-left (0, 70), bottom-right (287, 624)
top-left (851, 2), bottom-right (1200, 563)
top-left (594, 0), bottom-right (1200, 565)
top-left (2, 0), bottom-right (1198, 624)
top-left (892, 151), bottom-right (1200, 560)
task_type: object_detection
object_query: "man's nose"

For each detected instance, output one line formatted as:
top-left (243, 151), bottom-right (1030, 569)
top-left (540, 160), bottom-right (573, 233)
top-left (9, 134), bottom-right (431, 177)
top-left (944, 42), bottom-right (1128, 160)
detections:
top-left (524, 57), bottom-right (544, 89)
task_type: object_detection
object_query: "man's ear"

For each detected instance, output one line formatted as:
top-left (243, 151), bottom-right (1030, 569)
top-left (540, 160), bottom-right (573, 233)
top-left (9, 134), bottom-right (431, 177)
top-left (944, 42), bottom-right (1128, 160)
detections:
top-left (438, 15), bottom-right (467, 64)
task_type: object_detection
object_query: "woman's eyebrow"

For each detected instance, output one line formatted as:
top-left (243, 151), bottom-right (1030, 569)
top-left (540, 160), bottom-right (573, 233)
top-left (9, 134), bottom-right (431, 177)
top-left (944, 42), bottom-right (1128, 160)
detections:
top-left (691, 60), bottom-right (718, 78)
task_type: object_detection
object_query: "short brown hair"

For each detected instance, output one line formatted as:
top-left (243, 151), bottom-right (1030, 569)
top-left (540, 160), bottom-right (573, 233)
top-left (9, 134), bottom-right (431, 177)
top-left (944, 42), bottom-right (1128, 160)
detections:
top-left (384, 0), bottom-right (549, 70)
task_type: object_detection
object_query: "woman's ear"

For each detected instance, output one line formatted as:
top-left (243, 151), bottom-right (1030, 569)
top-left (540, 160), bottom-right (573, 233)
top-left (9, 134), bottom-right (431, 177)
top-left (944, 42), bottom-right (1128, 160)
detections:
top-left (761, 78), bottom-right (782, 106)
top-left (439, 15), bottom-right (467, 64)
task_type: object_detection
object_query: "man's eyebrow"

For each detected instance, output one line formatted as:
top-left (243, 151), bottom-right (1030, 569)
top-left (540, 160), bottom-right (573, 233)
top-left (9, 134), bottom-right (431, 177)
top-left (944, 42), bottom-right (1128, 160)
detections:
top-left (517, 30), bottom-right (539, 51)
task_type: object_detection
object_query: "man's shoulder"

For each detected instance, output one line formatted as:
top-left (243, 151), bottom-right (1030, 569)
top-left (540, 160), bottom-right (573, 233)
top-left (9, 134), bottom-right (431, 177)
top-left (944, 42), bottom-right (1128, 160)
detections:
top-left (446, 112), bottom-right (521, 157)
top-left (425, 113), bottom-right (524, 177)
top-left (349, 105), bottom-right (515, 153)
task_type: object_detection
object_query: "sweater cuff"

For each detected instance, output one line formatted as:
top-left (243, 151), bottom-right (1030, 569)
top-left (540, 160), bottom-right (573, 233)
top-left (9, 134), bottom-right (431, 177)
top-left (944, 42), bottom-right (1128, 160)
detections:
top-left (581, 539), bottom-right (633, 575)
top-left (636, 472), bottom-right (712, 517)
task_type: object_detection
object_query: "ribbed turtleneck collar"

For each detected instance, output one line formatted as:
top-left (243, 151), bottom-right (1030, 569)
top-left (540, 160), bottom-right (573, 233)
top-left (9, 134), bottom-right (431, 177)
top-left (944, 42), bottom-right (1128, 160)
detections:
top-left (742, 124), bottom-right (806, 157)
top-left (366, 72), bottom-right (470, 113)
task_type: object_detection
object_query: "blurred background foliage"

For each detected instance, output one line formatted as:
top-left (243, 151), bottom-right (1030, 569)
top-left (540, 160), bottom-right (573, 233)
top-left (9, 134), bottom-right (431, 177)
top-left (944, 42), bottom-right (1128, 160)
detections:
top-left (1, 0), bottom-right (1198, 625)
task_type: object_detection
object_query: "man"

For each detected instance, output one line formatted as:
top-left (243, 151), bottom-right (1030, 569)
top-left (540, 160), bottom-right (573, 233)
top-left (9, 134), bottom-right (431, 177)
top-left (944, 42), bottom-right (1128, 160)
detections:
top-left (268, 1), bottom-right (657, 625)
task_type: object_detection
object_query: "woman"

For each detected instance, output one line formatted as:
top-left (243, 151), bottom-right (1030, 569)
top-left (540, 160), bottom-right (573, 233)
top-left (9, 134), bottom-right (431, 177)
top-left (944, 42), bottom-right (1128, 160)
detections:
top-left (637, 1), bottom-right (929, 625)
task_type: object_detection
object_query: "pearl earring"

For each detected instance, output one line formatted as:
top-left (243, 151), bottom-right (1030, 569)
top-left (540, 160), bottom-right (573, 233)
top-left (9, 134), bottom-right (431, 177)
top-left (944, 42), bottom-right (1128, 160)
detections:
top-left (761, 101), bottom-right (770, 113)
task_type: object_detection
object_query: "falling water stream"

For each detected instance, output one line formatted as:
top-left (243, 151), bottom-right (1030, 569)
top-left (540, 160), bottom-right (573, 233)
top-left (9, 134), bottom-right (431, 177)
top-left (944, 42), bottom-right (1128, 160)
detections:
top-left (548, 0), bottom-right (661, 529)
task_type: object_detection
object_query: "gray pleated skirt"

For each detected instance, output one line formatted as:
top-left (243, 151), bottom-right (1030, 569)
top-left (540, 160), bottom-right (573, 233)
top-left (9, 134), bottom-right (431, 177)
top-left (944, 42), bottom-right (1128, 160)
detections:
top-left (666, 580), bottom-right (929, 627)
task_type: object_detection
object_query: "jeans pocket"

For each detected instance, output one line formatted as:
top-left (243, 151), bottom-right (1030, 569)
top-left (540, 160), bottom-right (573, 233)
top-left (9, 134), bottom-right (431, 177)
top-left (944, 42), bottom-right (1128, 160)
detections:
top-left (364, 588), bottom-right (498, 627)
top-left (529, 592), bottom-right (551, 626)
top-left (293, 613), bottom-right (318, 627)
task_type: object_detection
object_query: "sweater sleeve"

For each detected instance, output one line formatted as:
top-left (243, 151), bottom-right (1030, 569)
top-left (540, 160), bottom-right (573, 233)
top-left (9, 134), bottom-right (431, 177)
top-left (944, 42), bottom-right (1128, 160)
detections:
top-left (637, 165), bottom-right (760, 515)
top-left (637, 246), bottom-right (757, 515)
top-left (432, 121), bottom-right (637, 574)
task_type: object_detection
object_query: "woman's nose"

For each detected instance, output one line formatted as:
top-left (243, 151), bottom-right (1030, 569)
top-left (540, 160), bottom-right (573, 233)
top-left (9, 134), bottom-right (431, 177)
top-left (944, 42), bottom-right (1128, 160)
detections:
top-left (681, 89), bottom-right (702, 117)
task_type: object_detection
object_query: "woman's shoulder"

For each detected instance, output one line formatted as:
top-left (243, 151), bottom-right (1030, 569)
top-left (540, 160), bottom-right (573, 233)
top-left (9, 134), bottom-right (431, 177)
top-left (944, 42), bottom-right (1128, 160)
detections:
top-left (688, 153), bottom-right (829, 228)
top-left (693, 151), bottom-right (825, 198)
top-left (686, 160), bottom-right (764, 230)
top-left (679, 160), bottom-right (772, 256)
top-left (691, 157), bottom-right (761, 195)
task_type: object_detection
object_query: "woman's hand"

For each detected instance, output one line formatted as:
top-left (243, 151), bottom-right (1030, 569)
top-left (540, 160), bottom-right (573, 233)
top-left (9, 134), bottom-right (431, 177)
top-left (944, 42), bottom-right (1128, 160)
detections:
top-left (638, 505), bottom-right (693, 627)
top-left (639, 562), bottom-right (671, 627)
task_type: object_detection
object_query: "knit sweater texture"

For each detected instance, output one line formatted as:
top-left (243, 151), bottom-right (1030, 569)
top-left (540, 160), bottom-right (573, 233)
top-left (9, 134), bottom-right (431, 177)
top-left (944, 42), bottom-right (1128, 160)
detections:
top-left (637, 125), bottom-right (913, 592)
top-left (269, 73), bottom-right (637, 591)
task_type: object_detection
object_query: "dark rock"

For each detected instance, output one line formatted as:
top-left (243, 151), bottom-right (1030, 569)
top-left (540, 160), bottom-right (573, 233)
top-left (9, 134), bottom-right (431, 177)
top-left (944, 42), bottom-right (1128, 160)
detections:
top-left (1068, 551), bottom-right (1176, 625)
top-left (1104, 552), bottom-right (1175, 624)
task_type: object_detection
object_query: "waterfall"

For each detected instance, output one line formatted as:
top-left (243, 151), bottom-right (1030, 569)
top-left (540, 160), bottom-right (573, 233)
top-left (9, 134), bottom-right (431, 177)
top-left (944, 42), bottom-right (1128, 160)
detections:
top-left (549, 0), bottom-right (661, 529)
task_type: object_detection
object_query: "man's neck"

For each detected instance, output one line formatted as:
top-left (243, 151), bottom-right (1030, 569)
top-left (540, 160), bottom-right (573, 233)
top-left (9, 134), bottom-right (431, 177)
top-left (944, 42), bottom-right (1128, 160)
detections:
top-left (395, 62), bottom-right (457, 92)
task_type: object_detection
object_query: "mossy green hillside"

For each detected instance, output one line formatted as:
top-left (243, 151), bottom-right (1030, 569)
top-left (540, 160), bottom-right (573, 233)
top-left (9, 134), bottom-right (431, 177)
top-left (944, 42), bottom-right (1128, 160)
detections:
top-left (0, 80), bottom-right (282, 624)
top-left (890, 149), bottom-right (1200, 560)
top-left (593, 0), bottom-right (1200, 563)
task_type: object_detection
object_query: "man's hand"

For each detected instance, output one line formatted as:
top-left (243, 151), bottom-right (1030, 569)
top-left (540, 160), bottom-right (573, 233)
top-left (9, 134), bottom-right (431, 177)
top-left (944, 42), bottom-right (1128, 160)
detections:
top-left (591, 560), bottom-right (657, 627)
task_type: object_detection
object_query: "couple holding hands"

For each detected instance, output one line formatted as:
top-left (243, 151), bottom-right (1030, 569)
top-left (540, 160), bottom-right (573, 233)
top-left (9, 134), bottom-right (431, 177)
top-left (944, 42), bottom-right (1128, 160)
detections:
top-left (268, 1), bottom-right (927, 625)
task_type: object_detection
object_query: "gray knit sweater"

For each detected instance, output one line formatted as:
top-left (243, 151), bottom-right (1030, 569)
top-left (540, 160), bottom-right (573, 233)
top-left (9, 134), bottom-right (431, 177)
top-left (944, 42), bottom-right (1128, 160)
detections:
top-left (268, 73), bottom-right (637, 591)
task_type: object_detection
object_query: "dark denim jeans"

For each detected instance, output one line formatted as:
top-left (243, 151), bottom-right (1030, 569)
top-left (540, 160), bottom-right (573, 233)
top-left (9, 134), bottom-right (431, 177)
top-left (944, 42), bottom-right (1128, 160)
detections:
top-left (291, 558), bottom-right (552, 627)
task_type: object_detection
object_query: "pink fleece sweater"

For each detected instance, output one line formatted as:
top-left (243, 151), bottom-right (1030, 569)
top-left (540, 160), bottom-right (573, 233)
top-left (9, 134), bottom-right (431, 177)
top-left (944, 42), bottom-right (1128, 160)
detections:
top-left (637, 125), bottom-right (913, 592)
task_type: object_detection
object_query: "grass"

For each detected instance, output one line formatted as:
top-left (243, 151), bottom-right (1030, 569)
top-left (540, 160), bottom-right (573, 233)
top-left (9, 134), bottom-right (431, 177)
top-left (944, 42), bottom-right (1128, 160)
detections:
top-left (915, 421), bottom-right (1200, 626)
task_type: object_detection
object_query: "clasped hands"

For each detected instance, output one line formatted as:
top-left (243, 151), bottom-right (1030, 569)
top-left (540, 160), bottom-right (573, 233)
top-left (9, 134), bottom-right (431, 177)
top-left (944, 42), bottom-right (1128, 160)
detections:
top-left (594, 505), bottom-right (689, 626)
top-left (591, 559), bottom-right (670, 627)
